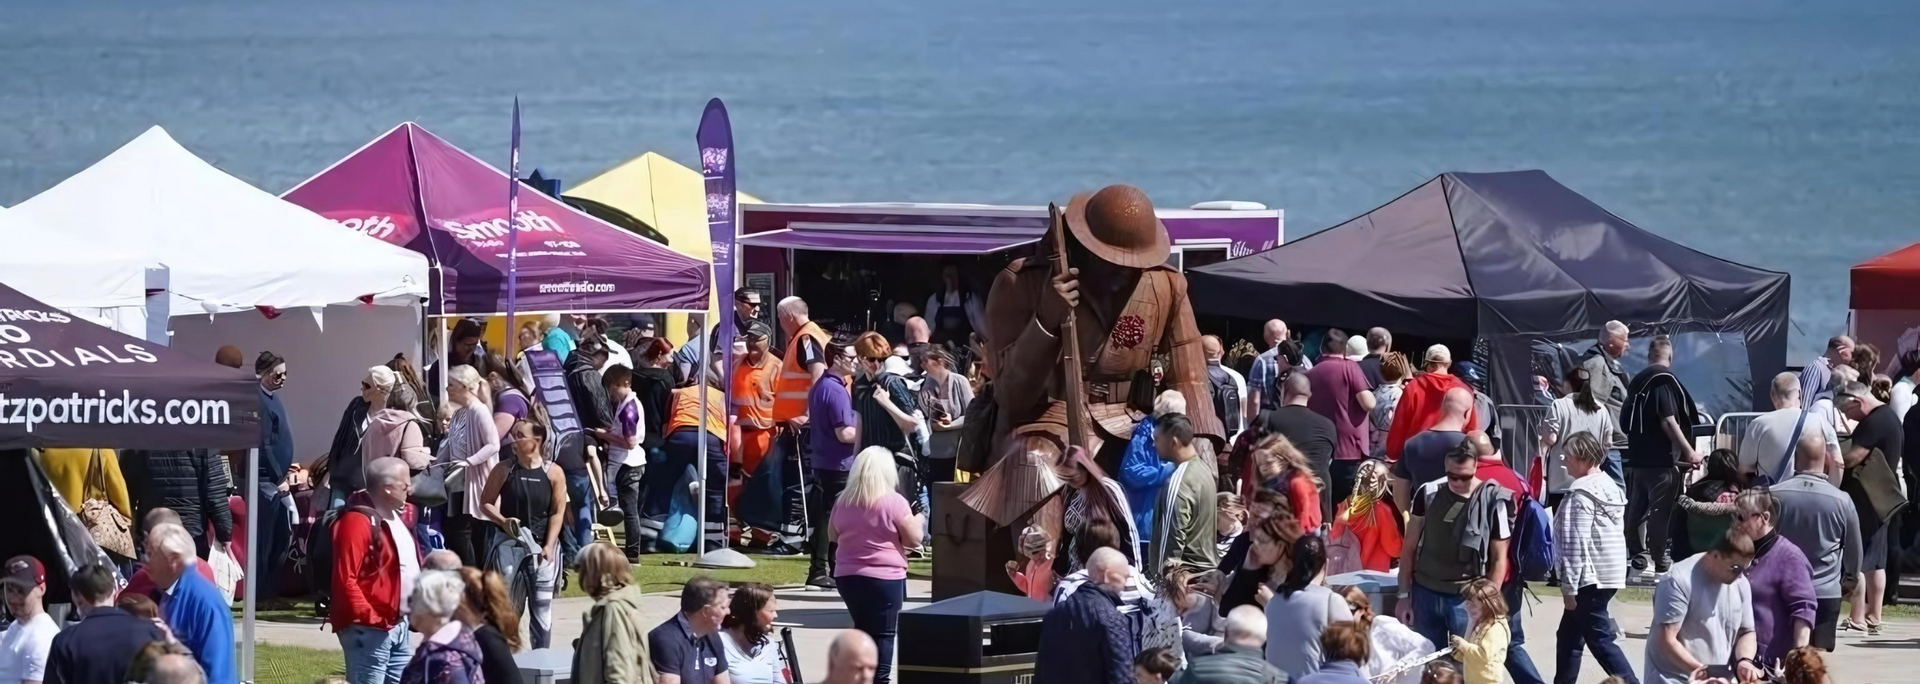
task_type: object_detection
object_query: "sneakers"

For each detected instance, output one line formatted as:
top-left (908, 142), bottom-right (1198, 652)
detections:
top-left (806, 575), bottom-right (837, 591)
top-left (762, 542), bottom-right (802, 557)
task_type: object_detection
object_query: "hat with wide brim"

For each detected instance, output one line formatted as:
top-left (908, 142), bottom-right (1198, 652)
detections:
top-left (1065, 184), bottom-right (1171, 270)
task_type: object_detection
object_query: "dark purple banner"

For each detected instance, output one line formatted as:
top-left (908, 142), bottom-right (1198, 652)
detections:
top-left (698, 98), bottom-right (738, 390)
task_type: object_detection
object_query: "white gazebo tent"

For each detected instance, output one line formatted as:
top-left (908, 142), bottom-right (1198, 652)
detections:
top-left (0, 205), bottom-right (165, 340)
top-left (3, 126), bottom-right (431, 683)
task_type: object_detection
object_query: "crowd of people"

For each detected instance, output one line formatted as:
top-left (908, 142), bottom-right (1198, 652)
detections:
top-left (1011, 320), bottom-right (1916, 684)
top-left (8, 265), bottom-right (1918, 684)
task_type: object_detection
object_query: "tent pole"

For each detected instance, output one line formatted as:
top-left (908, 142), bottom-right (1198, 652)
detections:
top-left (696, 312), bottom-right (709, 551)
top-left (242, 447), bottom-right (259, 684)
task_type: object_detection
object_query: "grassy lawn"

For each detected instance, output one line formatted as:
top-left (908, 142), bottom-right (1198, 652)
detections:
top-left (254, 644), bottom-right (343, 684)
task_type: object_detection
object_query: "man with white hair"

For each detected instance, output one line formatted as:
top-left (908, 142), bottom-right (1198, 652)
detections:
top-left (1248, 320), bottom-right (1308, 420)
top-left (1036, 547), bottom-right (1136, 684)
top-left (423, 549), bottom-right (463, 571)
top-left (146, 654), bottom-right (207, 684)
top-left (330, 457), bottom-right (423, 684)
top-left (1382, 345), bottom-right (1477, 461)
top-left (1579, 321), bottom-right (1633, 482)
top-left (1170, 606), bottom-right (1288, 684)
top-left (146, 523), bottom-right (235, 684)
top-left (824, 630), bottom-right (879, 684)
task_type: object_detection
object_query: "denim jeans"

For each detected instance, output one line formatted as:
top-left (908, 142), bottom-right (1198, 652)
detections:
top-left (1503, 580), bottom-right (1547, 684)
top-left (1555, 587), bottom-right (1639, 684)
top-left (1410, 584), bottom-right (1469, 649)
top-left (1603, 449), bottom-right (1626, 489)
top-left (616, 464), bottom-right (646, 556)
top-left (837, 575), bottom-right (906, 684)
top-left (339, 617), bottom-right (413, 684)
top-left (564, 473), bottom-right (594, 561)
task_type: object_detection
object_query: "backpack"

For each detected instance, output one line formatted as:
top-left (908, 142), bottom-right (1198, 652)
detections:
top-left (306, 505), bottom-right (384, 607)
top-left (1207, 365), bottom-right (1243, 436)
top-left (1512, 495), bottom-right (1555, 582)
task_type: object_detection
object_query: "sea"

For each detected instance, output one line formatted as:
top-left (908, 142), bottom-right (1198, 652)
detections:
top-left (3, 0), bottom-right (1916, 358)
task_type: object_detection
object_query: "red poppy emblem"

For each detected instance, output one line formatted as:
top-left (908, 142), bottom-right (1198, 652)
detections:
top-left (1112, 315), bottom-right (1147, 349)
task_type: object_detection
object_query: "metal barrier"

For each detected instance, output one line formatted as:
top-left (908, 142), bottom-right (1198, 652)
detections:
top-left (1713, 412), bottom-right (1766, 455)
top-left (1495, 404), bottom-right (1552, 486)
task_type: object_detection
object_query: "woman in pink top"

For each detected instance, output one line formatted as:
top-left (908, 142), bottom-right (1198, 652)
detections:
top-left (831, 446), bottom-right (923, 684)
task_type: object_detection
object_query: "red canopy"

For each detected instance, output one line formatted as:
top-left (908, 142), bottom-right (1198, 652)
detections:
top-left (1851, 243), bottom-right (1920, 310)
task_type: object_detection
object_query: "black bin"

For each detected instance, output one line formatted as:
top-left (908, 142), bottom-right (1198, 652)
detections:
top-left (897, 591), bottom-right (1049, 684)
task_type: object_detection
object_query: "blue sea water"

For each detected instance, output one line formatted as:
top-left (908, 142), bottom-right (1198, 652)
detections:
top-left (2, 0), bottom-right (1916, 357)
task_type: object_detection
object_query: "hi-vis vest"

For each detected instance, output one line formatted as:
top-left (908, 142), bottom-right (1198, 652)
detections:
top-left (771, 320), bottom-right (831, 422)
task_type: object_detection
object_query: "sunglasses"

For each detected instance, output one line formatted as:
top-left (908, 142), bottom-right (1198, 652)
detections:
top-left (1726, 562), bottom-right (1748, 576)
top-left (1446, 472), bottom-right (1474, 483)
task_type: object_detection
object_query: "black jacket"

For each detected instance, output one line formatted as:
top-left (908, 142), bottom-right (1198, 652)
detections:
top-left (1172, 645), bottom-right (1290, 684)
top-left (564, 352), bottom-right (612, 433)
top-left (1035, 582), bottom-right (1135, 684)
top-left (632, 367), bottom-right (677, 451)
top-left (123, 448), bottom-right (233, 543)
top-left (45, 606), bottom-right (167, 684)
top-left (473, 624), bottom-right (526, 684)
top-left (326, 396), bottom-right (374, 493)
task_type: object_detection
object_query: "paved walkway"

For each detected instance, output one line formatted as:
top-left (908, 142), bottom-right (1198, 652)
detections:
top-left (249, 581), bottom-right (1920, 683)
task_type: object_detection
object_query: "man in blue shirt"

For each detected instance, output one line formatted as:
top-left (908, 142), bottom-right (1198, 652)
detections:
top-left (648, 577), bottom-right (732, 684)
top-left (147, 523), bottom-right (235, 684)
top-left (805, 338), bottom-right (862, 589)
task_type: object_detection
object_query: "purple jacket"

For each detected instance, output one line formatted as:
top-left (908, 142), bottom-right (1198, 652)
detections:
top-left (1747, 532), bottom-right (1818, 664)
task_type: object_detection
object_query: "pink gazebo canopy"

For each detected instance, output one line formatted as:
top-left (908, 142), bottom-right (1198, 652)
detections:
top-left (284, 122), bottom-right (711, 315)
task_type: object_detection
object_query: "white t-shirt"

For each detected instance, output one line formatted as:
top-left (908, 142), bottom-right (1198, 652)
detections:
top-left (1645, 554), bottom-right (1754, 684)
top-left (718, 630), bottom-right (784, 684)
top-left (1737, 408), bottom-right (1840, 482)
top-left (0, 612), bottom-right (58, 684)
top-left (385, 513), bottom-right (420, 615)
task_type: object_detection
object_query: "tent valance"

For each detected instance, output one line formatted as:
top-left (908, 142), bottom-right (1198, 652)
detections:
top-left (284, 123), bottom-right (713, 315)
top-left (0, 281), bottom-right (259, 451)
top-left (1851, 243), bottom-right (1920, 311)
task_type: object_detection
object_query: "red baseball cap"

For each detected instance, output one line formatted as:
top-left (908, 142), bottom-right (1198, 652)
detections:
top-left (1, 555), bottom-right (45, 590)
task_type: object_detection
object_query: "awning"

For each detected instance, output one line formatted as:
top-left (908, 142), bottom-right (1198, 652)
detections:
top-left (736, 227), bottom-right (1041, 254)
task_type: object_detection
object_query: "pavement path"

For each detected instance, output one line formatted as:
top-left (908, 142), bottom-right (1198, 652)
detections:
top-left (250, 580), bottom-right (1920, 683)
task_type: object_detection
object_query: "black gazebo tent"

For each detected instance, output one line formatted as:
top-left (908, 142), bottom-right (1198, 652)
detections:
top-left (1188, 170), bottom-right (1789, 411)
top-left (0, 280), bottom-right (259, 616)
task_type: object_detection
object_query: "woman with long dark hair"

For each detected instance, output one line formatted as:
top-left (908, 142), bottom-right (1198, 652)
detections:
top-left (1219, 506), bottom-right (1303, 616)
top-left (1542, 366), bottom-right (1621, 499)
top-left (720, 584), bottom-right (785, 684)
top-left (485, 350), bottom-right (541, 439)
top-left (1262, 534), bottom-right (1352, 681)
top-left (1676, 448), bottom-right (1742, 558)
top-left (1058, 445), bottom-right (1139, 572)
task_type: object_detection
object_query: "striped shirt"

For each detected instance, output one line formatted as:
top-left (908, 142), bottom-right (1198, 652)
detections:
top-left (1552, 472), bottom-right (1629, 590)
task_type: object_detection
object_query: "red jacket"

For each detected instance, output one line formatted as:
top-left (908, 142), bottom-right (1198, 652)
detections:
top-left (329, 492), bottom-right (419, 633)
top-left (1476, 455), bottom-right (1528, 584)
top-left (1382, 372), bottom-right (1477, 461)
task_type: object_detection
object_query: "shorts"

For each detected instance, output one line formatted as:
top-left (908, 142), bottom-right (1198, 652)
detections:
top-left (1814, 597), bottom-right (1841, 651)
top-left (1866, 524), bottom-right (1890, 571)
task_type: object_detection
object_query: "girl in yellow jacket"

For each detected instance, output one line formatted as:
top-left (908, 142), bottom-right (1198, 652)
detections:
top-left (1448, 578), bottom-right (1510, 684)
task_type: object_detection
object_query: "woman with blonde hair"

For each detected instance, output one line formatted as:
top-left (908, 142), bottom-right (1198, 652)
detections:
top-left (1253, 433), bottom-right (1323, 531)
top-left (455, 568), bottom-right (525, 684)
top-left (832, 446), bottom-right (923, 684)
top-left (442, 364), bottom-right (502, 566)
top-left (1327, 460), bottom-right (1403, 572)
top-left (573, 543), bottom-right (656, 684)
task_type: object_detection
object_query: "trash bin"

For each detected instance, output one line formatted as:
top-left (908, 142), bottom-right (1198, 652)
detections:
top-left (897, 591), bottom-right (1049, 684)
top-left (1327, 569), bottom-right (1400, 616)
top-left (514, 647), bottom-right (574, 684)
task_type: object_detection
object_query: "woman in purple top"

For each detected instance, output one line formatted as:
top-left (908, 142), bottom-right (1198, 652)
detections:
top-left (831, 446), bottom-right (924, 684)
top-left (1732, 488), bottom-right (1818, 666)
top-left (486, 351), bottom-right (537, 439)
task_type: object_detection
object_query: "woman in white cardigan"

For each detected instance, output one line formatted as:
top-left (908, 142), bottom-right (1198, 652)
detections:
top-left (441, 364), bottom-right (502, 566)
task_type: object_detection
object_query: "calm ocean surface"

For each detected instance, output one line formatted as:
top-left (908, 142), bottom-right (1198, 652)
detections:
top-left (3, 0), bottom-right (1916, 356)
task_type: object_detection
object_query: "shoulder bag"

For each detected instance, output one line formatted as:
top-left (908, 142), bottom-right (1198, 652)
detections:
top-left (80, 449), bottom-right (136, 559)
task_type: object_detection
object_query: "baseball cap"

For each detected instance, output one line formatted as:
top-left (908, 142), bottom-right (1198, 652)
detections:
top-left (1, 555), bottom-right (45, 590)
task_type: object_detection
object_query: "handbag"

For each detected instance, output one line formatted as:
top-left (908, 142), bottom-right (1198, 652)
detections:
top-left (79, 450), bottom-right (136, 559)
top-left (410, 462), bottom-right (452, 509)
top-left (953, 382), bottom-right (999, 474)
top-left (1843, 446), bottom-right (1908, 534)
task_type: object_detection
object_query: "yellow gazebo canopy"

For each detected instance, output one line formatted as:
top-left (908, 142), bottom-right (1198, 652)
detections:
top-left (566, 151), bottom-right (762, 344)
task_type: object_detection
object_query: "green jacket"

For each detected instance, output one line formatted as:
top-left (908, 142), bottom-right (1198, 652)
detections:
top-left (1151, 458), bottom-right (1219, 574)
top-left (574, 585), bottom-right (657, 684)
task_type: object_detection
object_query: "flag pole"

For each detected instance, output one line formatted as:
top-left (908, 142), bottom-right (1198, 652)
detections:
top-left (504, 97), bottom-right (523, 358)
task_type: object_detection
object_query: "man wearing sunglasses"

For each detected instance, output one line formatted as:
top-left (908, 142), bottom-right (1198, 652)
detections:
top-left (1395, 436), bottom-right (1517, 650)
top-left (1645, 533), bottom-right (1761, 684)
top-left (804, 338), bottom-right (864, 589)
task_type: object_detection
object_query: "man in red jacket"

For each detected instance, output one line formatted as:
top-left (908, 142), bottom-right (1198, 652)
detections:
top-left (331, 457), bottom-right (421, 684)
top-left (1383, 345), bottom-right (1478, 461)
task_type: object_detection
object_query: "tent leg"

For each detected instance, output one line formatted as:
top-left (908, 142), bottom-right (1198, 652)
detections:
top-left (243, 447), bottom-right (259, 684)
top-left (694, 312), bottom-right (752, 569)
